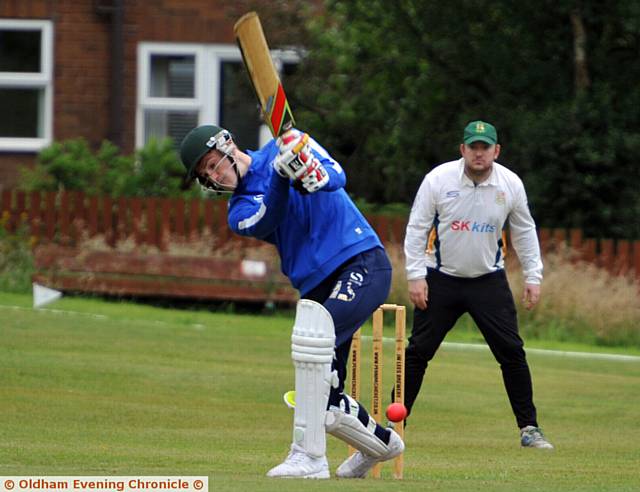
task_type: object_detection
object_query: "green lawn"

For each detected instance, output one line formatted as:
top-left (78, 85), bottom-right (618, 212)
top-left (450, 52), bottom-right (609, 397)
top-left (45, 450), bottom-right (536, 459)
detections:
top-left (1, 292), bottom-right (639, 491)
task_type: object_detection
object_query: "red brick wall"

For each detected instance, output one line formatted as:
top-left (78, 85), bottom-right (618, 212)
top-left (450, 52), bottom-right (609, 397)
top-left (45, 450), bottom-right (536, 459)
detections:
top-left (1, 1), bottom-right (52, 188)
top-left (0, 0), bottom-right (52, 18)
top-left (1, 1), bottom-right (111, 188)
top-left (0, 154), bottom-right (35, 188)
top-left (54, 2), bottom-right (111, 145)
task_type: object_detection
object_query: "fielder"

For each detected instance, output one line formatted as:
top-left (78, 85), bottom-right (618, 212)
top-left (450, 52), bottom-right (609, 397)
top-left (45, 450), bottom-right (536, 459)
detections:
top-left (402, 120), bottom-right (554, 449)
top-left (180, 125), bottom-right (404, 478)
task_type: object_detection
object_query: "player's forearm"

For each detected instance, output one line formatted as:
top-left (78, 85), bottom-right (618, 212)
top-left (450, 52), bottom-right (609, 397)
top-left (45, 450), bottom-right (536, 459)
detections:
top-left (521, 255), bottom-right (543, 284)
top-left (310, 145), bottom-right (345, 191)
top-left (229, 172), bottom-right (290, 239)
top-left (511, 229), bottom-right (543, 283)
top-left (404, 224), bottom-right (429, 280)
top-left (404, 179), bottom-right (435, 279)
top-left (509, 199), bottom-right (543, 283)
top-left (317, 161), bottom-right (346, 191)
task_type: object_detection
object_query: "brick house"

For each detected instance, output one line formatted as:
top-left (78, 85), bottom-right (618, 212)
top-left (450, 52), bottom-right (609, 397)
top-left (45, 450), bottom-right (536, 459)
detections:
top-left (0, 0), bottom-right (300, 190)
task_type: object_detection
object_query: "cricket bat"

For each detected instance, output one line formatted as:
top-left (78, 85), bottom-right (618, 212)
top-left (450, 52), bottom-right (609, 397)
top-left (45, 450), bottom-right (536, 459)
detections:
top-left (234, 11), bottom-right (295, 137)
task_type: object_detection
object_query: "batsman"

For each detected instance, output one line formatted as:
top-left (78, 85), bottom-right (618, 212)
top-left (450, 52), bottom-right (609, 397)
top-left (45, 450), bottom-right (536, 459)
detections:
top-left (180, 125), bottom-right (404, 479)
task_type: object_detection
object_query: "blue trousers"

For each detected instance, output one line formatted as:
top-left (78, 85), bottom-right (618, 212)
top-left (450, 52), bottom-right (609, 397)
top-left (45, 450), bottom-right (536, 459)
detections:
top-left (302, 246), bottom-right (392, 441)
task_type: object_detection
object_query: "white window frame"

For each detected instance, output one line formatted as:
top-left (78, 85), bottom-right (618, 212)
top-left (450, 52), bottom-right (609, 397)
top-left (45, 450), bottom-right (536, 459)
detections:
top-left (0, 19), bottom-right (54, 152)
top-left (136, 42), bottom-right (299, 150)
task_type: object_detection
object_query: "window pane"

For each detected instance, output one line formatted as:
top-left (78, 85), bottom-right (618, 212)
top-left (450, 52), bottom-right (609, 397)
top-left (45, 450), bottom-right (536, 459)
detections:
top-left (149, 55), bottom-right (195, 98)
top-left (0, 88), bottom-right (41, 137)
top-left (220, 61), bottom-right (261, 151)
top-left (144, 109), bottom-right (198, 150)
top-left (0, 29), bottom-right (41, 72)
top-left (281, 62), bottom-right (300, 110)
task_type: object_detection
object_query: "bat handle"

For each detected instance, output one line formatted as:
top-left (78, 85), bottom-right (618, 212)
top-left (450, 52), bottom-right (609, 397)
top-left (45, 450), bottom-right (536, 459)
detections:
top-left (281, 121), bottom-right (293, 134)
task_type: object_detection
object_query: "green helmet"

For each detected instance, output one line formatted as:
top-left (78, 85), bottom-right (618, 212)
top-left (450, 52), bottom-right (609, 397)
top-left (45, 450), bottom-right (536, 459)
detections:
top-left (179, 124), bottom-right (232, 180)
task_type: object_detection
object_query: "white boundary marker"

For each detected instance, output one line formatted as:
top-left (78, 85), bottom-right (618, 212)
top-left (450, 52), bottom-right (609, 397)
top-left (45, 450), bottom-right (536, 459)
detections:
top-left (359, 335), bottom-right (640, 363)
top-left (2, 304), bottom-right (108, 320)
top-left (442, 341), bottom-right (640, 362)
top-left (0, 304), bottom-right (200, 328)
top-left (33, 282), bottom-right (62, 308)
top-left (3, 304), bottom-right (639, 362)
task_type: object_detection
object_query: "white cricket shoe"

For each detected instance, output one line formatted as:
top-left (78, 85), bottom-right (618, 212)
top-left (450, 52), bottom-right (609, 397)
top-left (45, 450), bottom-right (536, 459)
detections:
top-left (336, 428), bottom-right (404, 479)
top-left (266, 443), bottom-right (330, 479)
top-left (520, 426), bottom-right (554, 449)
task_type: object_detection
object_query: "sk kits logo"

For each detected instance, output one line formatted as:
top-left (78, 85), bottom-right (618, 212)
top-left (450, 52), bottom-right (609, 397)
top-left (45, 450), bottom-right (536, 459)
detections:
top-left (330, 271), bottom-right (364, 302)
top-left (451, 220), bottom-right (496, 233)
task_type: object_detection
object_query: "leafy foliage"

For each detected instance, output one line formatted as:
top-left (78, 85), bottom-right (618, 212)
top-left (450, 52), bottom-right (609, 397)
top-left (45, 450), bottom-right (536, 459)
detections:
top-left (20, 138), bottom-right (198, 198)
top-left (0, 218), bottom-right (34, 293)
top-left (126, 138), bottom-right (192, 198)
top-left (288, 0), bottom-right (640, 238)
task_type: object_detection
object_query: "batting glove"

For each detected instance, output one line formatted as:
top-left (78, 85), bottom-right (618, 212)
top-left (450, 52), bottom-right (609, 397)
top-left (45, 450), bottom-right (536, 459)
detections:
top-left (273, 130), bottom-right (309, 179)
top-left (293, 149), bottom-right (329, 193)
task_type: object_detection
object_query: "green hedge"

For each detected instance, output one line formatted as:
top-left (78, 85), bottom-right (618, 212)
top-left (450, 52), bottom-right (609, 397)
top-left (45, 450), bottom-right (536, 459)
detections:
top-left (0, 220), bottom-right (34, 294)
top-left (20, 138), bottom-right (199, 198)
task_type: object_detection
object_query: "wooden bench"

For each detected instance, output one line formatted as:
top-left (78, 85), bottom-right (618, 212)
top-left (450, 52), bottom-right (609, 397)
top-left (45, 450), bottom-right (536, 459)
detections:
top-left (32, 244), bottom-right (298, 305)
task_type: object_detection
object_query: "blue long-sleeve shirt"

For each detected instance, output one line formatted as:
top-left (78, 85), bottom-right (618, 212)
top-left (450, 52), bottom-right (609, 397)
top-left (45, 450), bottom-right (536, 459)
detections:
top-left (228, 134), bottom-right (383, 295)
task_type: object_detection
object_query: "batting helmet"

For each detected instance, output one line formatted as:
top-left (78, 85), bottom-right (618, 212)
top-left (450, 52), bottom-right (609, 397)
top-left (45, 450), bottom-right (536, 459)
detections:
top-left (180, 124), bottom-right (233, 180)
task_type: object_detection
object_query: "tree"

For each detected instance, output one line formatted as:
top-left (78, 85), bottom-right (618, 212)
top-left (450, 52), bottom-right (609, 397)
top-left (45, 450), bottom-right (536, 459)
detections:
top-left (288, 0), bottom-right (640, 238)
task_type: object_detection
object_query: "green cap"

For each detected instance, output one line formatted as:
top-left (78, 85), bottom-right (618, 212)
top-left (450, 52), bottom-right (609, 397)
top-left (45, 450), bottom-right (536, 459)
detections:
top-left (463, 120), bottom-right (498, 145)
top-left (180, 124), bottom-right (225, 179)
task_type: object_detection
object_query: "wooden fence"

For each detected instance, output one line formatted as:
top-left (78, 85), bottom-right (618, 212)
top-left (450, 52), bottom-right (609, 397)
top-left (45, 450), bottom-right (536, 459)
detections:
top-left (0, 189), bottom-right (407, 251)
top-left (2, 189), bottom-right (640, 280)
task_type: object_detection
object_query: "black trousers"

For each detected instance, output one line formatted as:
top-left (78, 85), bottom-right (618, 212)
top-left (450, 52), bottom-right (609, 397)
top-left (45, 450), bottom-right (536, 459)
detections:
top-left (404, 268), bottom-right (538, 429)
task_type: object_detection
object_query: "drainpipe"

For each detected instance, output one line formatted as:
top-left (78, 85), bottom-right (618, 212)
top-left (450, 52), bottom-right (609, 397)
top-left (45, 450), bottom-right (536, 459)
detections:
top-left (95, 0), bottom-right (125, 148)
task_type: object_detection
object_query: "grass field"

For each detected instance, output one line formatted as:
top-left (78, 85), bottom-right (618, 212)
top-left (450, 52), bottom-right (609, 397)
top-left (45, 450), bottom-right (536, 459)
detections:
top-left (1, 292), bottom-right (639, 491)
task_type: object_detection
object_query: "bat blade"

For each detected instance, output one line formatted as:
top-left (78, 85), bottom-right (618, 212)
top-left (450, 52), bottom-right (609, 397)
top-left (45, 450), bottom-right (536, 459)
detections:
top-left (234, 11), bottom-right (295, 137)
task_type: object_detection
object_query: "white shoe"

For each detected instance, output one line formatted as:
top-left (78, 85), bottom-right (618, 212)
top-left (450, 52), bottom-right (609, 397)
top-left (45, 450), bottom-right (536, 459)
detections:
top-left (520, 426), bottom-right (554, 449)
top-left (266, 443), bottom-right (330, 479)
top-left (336, 428), bottom-right (404, 479)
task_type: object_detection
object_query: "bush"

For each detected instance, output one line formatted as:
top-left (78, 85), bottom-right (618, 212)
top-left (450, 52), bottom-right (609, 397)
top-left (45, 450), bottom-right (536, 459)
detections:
top-left (385, 243), bottom-right (411, 308)
top-left (128, 138), bottom-right (193, 197)
top-left (352, 198), bottom-right (410, 217)
top-left (386, 243), bottom-right (640, 348)
top-left (508, 249), bottom-right (640, 347)
top-left (0, 214), bottom-right (35, 293)
top-left (20, 137), bottom-right (198, 198)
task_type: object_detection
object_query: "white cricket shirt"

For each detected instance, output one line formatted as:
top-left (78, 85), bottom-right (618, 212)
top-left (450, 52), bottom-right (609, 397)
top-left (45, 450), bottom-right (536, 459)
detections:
top-left (405, 158), bottom-right (543, 284)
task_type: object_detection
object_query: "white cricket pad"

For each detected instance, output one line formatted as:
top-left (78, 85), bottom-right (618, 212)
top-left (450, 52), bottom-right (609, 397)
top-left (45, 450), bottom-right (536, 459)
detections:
top-left (325, 395), bottom-right (389, 458)
top-left (291, 299), bottom-right (335, 457)
top-left (33, 283), bottom-right (62, 308)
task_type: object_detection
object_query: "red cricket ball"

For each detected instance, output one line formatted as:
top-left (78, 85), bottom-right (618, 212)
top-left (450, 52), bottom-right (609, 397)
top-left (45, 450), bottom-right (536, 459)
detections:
top-left (385, 402), bottom-right (408, 422)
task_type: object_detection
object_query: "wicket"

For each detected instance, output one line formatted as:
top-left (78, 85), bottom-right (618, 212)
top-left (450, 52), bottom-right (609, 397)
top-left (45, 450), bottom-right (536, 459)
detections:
top-left (348, 303), bottom-right (406, 479)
